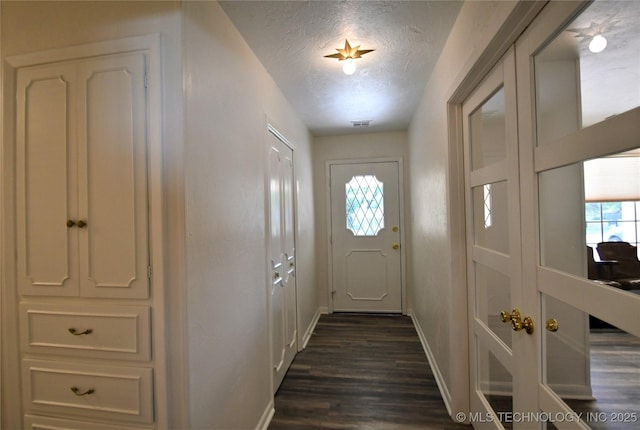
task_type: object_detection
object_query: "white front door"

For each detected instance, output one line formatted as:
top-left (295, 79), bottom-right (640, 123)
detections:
top-left (267, 127), bottom-right (297, 393)
top-left (329, 161), bottom-right (402, 313)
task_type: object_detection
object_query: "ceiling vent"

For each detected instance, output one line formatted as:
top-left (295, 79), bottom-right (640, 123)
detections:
top-left (351, 120), bottom-right (371, 128)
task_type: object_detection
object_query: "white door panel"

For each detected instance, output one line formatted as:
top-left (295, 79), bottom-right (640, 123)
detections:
top-left (267, 128), bottom-right (297, 393)
top-left (78, 54), bottom-right (149, 298)
top-left (16, 64), bottom-right (79, 296)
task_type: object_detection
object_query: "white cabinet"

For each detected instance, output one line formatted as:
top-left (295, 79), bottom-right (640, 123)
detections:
top-left (10, 40), bottom-right (162, 429)
top-left (16, 54), bottom-right (149, 299)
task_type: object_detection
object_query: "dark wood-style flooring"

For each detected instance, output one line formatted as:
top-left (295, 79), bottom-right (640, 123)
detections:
top-left (268, 313), bottom-right (470, 429)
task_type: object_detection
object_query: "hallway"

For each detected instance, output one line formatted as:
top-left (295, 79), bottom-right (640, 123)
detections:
top-left (269, 314), bottom-right (470, 429)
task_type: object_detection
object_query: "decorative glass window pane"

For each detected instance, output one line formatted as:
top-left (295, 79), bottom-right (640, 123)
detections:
top-left (483, 183), bottom-right (492, 228)
top-left (345, 175), bottom-right (384, 236)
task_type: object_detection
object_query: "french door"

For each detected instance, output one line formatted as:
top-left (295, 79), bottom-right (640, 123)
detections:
top-left (466, 1), bottom-right (640, 428)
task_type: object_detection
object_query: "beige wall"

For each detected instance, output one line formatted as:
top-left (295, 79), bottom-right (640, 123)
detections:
top-left (313, 131), bottom-right (409, 309)
top-left (183, 2), bottom-right (315, 428)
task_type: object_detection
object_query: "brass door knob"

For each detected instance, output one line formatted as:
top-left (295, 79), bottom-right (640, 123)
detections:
top-left (545, 318), bottom-right (559, 332)
top-left (77, 220), bottom-right (87, 228)
top-left (67, 220), bottom-right (76, 228)
top-left (500, 308), bottom-right (534, 335)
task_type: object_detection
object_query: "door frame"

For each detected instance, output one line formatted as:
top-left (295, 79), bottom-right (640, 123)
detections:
top-left (325, 157), bottom-right (407, 314)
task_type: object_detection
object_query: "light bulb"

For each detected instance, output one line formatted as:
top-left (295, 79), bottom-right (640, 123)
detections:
top-left (589, 34), bottom-right (607, 53)
top-left (342, 58), bottom-right (356, 75)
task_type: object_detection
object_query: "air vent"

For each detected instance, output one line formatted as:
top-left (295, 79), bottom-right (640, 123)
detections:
top-left (351, 120), bottom-right (371, 128)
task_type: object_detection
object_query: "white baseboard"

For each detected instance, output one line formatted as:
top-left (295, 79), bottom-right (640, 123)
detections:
top-left (301, 307), bottom-right (327, 350)
top-left (408, 309), bottom-right (453, 415)
top-left (256, 399), bottom-right (275, 430)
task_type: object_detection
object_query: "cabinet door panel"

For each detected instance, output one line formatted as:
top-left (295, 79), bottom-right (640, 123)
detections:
top-left (17, 64), bottom-right (79, 296)
top-left (77, 54), bottom-right (149, 298)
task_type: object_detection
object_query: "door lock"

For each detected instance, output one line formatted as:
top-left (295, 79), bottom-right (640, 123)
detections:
top-left (392, 243), bottom-right (400, 250)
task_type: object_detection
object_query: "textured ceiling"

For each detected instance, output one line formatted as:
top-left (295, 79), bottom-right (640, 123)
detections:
top-left (219, 1), bottom-right (463, 136)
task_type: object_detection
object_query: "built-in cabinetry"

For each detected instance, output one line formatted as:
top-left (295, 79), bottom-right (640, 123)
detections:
top-left (8, 36), bottom-right (164, 429)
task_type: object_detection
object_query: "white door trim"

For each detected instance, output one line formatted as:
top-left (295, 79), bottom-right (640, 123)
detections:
top-left (325, 157), bottom-right (406, 314)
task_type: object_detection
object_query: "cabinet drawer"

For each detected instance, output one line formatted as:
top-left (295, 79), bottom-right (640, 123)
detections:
top-left (23, 359), bottom-right (154, 424)
top-left (24, 414), bottom-right (150, 430)
top-left (20, 303), bottom-right (151, 361)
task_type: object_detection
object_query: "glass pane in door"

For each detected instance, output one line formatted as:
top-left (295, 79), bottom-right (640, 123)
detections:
top-left (539, 150), bottom-right (640, 276)
top-left (470, 87), bottom-right (507, 169)
top-left (475, 262), bottom-right (512, 348)
top-left (477, 337), bottom-right (513, 428)
top-left (474, 181), bottom-right (510, 254)
top-left (535, 0), bottom-right (640, 146)
top-left (542, 294), bottom-right (640, 430)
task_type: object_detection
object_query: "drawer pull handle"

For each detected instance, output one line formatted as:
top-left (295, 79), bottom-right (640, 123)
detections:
top-left (68, 328), bottom-right (93, 336)
top-left (70, 387), bottom-right (95, 396)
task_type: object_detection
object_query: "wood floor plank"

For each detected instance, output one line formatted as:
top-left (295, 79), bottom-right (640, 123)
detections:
top-left (269, 313), bottom-right (470, 429)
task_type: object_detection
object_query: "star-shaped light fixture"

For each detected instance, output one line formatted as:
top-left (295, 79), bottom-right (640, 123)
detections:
top-left (324, 39), bottom-right (374, 75)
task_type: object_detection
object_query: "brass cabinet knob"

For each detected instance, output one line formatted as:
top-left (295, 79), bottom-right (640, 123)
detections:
top-left (77, 220), bottom-right (87, 228)
top-left (67, 220), bottom-right (76, 228)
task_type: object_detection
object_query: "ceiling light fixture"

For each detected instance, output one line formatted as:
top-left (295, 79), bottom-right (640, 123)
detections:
top-left (588, 34), bottom-right (607, 53)
top-left (324, 39), bottom-right (374, 75)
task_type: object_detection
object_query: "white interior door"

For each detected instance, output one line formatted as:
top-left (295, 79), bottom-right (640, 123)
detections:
top-left (516, 2), bottom-right (640, 428)
top-left (267, 127), bottom-right (297, 393)
top-left (463, 47), bottom-right (535, 429)
top-left (329, 161), bottom-right (402, 313)
top-left (465, 1), bottom-right (640, 428)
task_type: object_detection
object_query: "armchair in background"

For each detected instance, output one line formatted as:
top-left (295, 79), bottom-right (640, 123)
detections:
top-left (586, 246), bottom-right (621, 288)
top-left (595, 241), bottom-right (640, 291)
